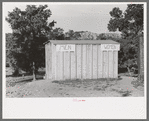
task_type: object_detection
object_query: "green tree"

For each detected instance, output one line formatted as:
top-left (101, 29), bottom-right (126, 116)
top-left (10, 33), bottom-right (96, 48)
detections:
top-left (108, 4), bottom-right (143, 39)
top-left (65, 30), bottom-right (81, 40)
top-left (6, 5), bottom-right (56, 80)
top-left (97, 33), bottom-right (121, 40)
top-left (49, 27), bottom-right (65, 40)
top-left (6, 33), bottom-right (13, 66)
top-left (108, 4), bottom-right (143, 79)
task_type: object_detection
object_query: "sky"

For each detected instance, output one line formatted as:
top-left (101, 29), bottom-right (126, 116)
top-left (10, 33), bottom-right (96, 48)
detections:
top-left (3, 2), bottom-right (128, 34)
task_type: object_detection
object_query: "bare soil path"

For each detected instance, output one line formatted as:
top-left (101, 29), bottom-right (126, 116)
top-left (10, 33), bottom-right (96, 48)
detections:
top-left (6, 76), bottom-right (144, 98)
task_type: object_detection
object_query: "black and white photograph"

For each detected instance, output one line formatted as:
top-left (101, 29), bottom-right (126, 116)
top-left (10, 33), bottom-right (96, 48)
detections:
top-left (4, 2), bottom-right (145, 98)
top-left (3, 2), bottom-right (147, 119)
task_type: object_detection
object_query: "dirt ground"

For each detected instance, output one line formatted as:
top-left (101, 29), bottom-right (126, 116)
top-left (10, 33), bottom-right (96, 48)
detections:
top-left (5, 76), bottom-right (144, 98)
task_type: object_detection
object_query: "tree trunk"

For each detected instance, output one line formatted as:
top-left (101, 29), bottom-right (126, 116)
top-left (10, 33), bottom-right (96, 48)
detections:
top-left (32, 32), bottom-right (36, 81)
top-left (33, 61), bottom-right (36, 81)
top-left (127, 66), bottom-right (131, 76)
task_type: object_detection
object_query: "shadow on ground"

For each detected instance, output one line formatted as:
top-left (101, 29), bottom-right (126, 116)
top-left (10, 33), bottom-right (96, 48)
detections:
top-left (7, 76), bottom-right (44, 87)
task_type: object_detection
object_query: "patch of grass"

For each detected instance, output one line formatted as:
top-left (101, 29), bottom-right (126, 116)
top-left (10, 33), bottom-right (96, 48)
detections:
top-left (7, 82), bottom-right (16, 87)
top-left (131, 80), bottom-right (144, 88)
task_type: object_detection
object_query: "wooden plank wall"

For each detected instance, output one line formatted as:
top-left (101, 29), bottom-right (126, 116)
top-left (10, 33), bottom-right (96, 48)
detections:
top-left (49, 44), bottom-right (118, 80)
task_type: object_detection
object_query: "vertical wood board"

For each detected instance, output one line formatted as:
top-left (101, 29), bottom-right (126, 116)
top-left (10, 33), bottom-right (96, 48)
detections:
top-left (52, 44), bottom-right (56, 80)
top-left (107, 51), bottom-right (109, 78)
top-left (108, 51), bottom-right (114, 78)
top-left (48, 43), bottom-right (52, 80)
top-left (113, 51), bottom-right (118, 78)
top-left (92, 45), bottom-right (98, 79)
top-left (103, 51), bottom-right (106, 78)
top-left (56, 51), bottom-right (61, 80)
top-left (64, 51), bottom-right (70, 80)
top-left (98, 45), bottom-right (102, 78)
top-left (86, 44), bottom-right (92, 79)
top-left (86, 44), bottom-right (89, 79)
top-left (59, 52), bottom-right (63, 80)
top-left (76, 45), bottom-right (81, 79)
top-left (82, 45), bottom-right (87, 79)
top-left (70, 51), bottom-right (76, 80)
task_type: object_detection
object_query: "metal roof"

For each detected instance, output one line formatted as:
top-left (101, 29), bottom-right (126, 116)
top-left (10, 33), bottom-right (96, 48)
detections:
top-left (44, 40), bottom-right (119, 44)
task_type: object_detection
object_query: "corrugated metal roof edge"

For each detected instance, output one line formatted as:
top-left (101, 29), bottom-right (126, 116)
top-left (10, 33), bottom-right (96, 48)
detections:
top-left (43, 40), bottom-right (120, 45)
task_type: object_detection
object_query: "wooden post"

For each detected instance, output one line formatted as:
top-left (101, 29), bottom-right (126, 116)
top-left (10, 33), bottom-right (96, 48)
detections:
top-left (138, 36), bottom-right (144, 83)
top-left (33, 61), bottom-right (36, 81)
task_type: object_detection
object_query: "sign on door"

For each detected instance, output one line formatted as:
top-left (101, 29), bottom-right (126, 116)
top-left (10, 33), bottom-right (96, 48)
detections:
top-left (101, 44), bottom-right (120, 51)
top-left (56, 44), bottom-right (75, 51)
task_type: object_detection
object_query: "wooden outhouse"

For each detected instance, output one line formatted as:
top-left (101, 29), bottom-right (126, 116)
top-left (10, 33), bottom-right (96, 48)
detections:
top-left (45, 40), bottom-right (120, 81)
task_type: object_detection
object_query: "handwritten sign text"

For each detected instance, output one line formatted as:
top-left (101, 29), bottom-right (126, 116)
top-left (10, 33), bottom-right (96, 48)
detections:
top-left (101, 44), bottom-right (120, 51)
top-left (56, 44), bottom-right (75, 51)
